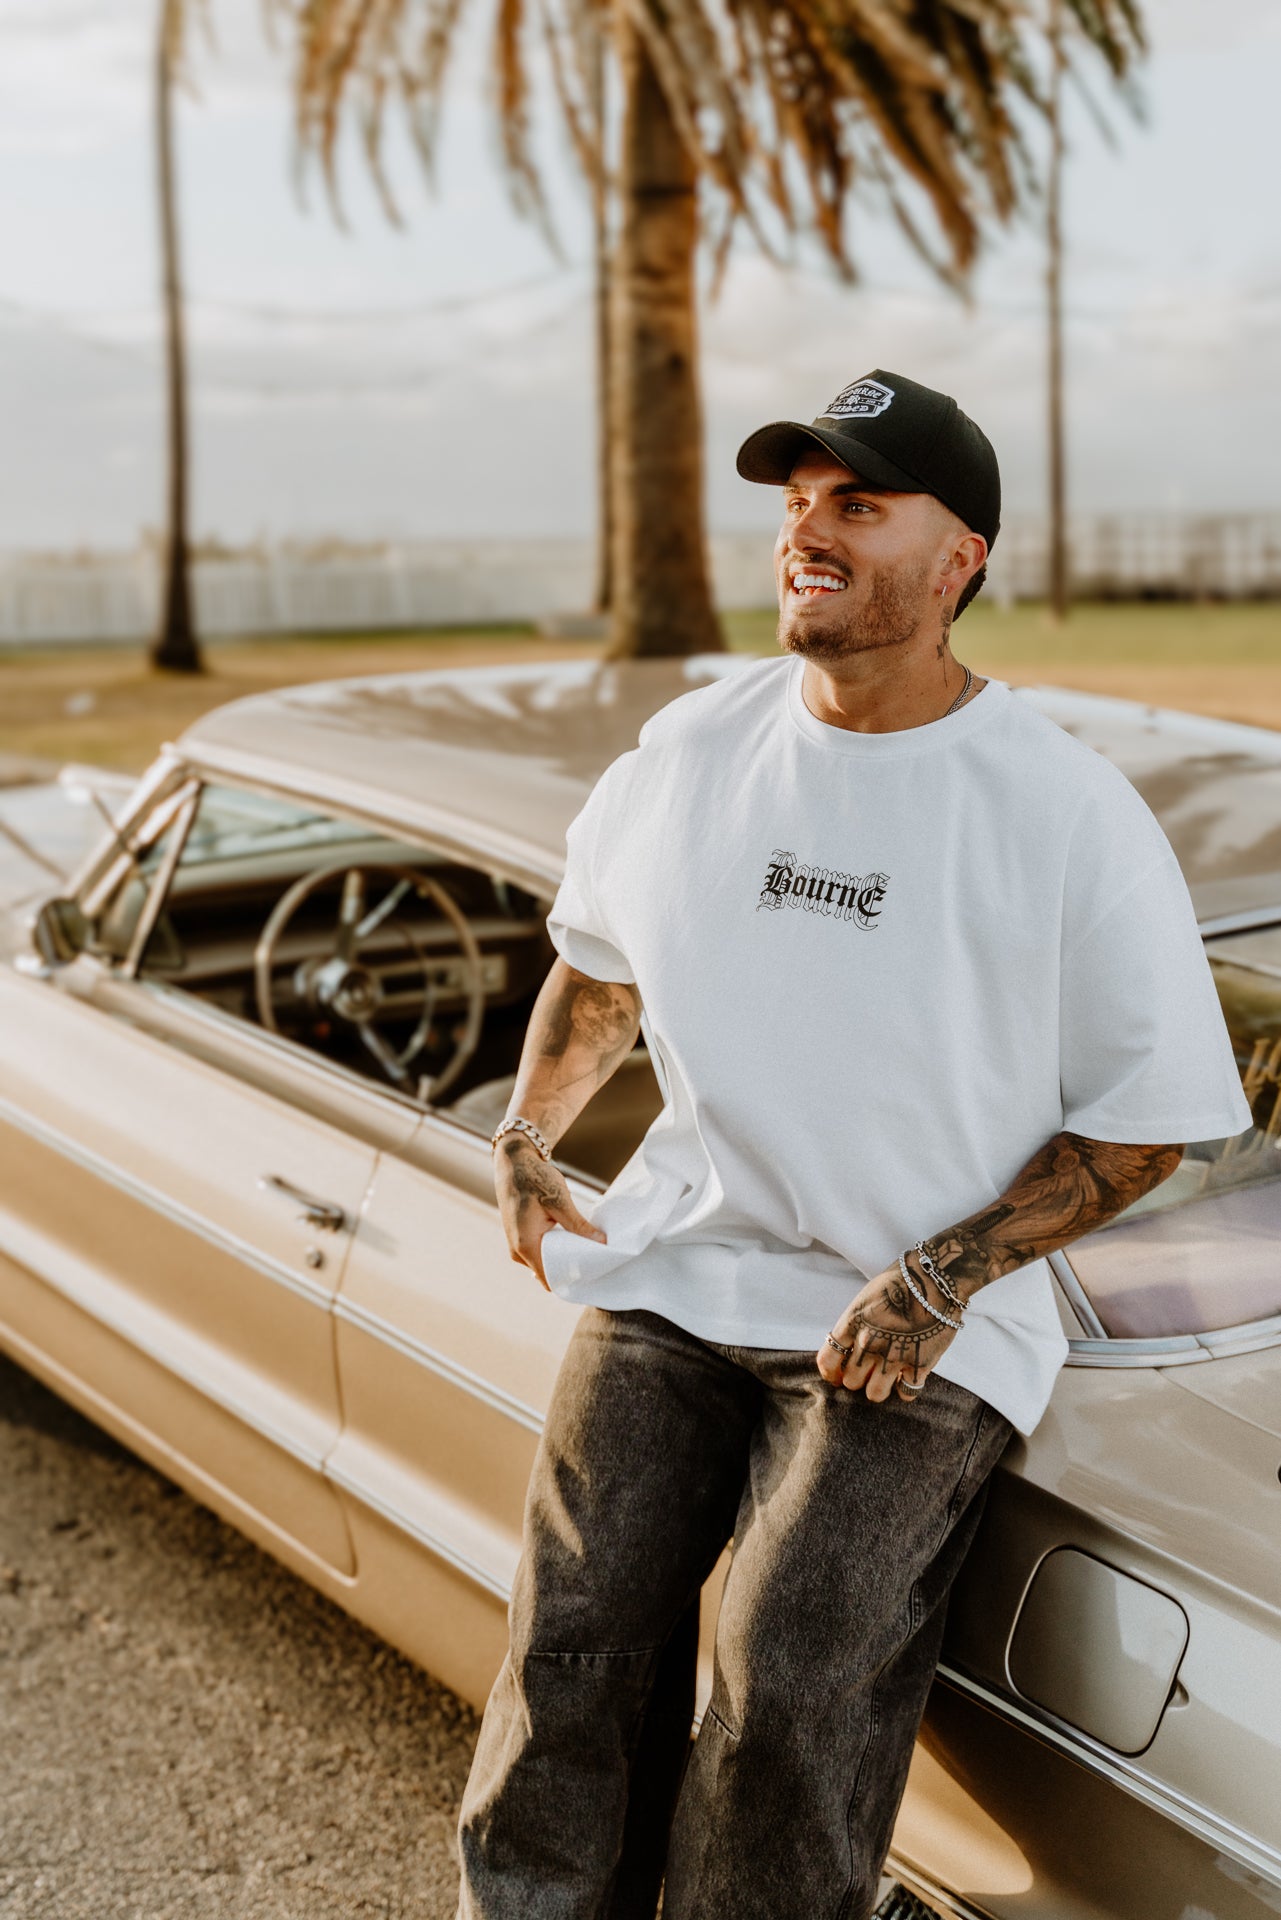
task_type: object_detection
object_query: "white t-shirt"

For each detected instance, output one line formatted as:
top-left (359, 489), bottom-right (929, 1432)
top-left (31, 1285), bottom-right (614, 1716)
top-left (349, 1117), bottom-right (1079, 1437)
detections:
top-left (540, 655), bottom-right (1253, 1436)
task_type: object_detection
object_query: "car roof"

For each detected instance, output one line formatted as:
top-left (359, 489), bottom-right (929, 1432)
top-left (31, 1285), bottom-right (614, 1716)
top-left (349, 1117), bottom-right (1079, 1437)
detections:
top-left (176, 654), bottom-right (1281, 923)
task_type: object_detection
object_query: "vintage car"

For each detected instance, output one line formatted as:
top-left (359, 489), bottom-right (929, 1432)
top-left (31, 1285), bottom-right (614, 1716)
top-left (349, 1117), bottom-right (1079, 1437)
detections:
top-left (0, 655), bottom-right (1279, 1920)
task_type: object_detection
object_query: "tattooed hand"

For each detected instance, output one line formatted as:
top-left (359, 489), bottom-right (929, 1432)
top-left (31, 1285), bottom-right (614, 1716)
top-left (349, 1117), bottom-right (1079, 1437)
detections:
top-left (816, 1253), bottom-right (960, 1404)
top-left (814, 1132), bottom-right (1187, 1401)
top-left (495, 1137), bottom-right (607, 1292)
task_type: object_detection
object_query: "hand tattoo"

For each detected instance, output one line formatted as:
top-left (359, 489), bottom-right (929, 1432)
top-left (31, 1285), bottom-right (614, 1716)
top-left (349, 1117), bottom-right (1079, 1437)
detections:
top-left (501, 1140), bottom-right (568, 1211)
top-left (844, 1265), bottom-right (957, 1383)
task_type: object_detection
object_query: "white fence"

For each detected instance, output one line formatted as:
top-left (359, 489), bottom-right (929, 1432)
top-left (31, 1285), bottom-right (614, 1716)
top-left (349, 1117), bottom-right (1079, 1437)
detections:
top-left (991, 512), bottom-right (1281, 604)
top-left (2, 515), bottom-right (1279, 648)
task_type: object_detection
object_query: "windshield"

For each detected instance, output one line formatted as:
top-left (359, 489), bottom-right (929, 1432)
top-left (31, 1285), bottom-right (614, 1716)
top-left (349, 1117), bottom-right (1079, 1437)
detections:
top-left (140, 785), bottom-right (374, 872)
top-left (1065, 922), bottom-right (1281, 1339)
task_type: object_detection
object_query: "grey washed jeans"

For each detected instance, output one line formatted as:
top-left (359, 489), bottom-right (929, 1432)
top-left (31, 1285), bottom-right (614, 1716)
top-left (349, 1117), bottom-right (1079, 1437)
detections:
top-left (456, 1306), bottom-right (1014, 1920)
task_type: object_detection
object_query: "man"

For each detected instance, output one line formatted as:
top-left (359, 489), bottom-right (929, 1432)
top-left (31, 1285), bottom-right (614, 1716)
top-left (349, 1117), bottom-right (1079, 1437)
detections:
top-left (455, 370), bottom-right (1253, 1919)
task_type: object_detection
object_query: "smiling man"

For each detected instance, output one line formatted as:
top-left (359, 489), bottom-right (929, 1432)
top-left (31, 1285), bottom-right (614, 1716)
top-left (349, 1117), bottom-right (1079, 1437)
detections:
top-left (455, 370), bottom-right (1252, 1920)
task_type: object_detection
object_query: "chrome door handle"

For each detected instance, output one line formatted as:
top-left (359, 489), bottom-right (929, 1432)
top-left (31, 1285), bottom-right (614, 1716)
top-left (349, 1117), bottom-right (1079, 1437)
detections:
top-left (258, 1174), bottom-right (346, 1233)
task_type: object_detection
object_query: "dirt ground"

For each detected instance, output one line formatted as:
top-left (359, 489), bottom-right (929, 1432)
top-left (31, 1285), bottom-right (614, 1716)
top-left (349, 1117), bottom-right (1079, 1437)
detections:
top-left (1, 600), bottom-right (1279, 773)
top-left (0, 1352), bottom-right (478, 1920)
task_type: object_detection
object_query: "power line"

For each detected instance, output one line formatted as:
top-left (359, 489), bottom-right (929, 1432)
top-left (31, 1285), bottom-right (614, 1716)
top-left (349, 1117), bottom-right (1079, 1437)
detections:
top-left (3, 265), bottom-right (1279, 341)
top-left (0, 267), bottom-right (583, 336)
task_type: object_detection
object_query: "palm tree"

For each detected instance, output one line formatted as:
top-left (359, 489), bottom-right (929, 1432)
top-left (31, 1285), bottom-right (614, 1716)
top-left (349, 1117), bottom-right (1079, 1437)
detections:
top-left (588, 30), bottom-right (613, 618)
top-left (1044, 0), bottom-right (1143, 623)
top-left (151, 0), bottom-right (204, 674)
top-left (1046, 0), bottom-right (1068, 623)
top-left (287, 0), bottom-right (1145, 659)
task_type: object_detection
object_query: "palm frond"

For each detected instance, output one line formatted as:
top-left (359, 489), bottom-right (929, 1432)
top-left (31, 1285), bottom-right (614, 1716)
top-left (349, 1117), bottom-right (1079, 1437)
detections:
top-left (285, 0), bottom-right (1147, 296)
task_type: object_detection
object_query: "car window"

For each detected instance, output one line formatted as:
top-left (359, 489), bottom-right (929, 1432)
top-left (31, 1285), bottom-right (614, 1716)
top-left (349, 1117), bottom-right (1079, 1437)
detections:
top-left (83, 781), bottom-right (551, 1103)
top-left (1064, 923), bottom-right (1281, 1340)
top-left (86, 779), bottom-right (660, 1178)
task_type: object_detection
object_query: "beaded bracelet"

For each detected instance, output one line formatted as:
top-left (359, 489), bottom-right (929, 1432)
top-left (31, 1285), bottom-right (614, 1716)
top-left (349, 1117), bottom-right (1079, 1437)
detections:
top-left (491, 1115), bottom-right (553, 1160)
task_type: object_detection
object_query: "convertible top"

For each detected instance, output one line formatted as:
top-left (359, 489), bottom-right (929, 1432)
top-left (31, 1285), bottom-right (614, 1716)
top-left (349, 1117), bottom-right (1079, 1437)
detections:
top-left (175, 655), bottom-right (1281, 925)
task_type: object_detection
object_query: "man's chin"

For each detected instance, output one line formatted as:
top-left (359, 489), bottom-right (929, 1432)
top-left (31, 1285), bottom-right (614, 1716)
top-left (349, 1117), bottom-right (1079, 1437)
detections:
top-left (777, 618), bottom-right (854, 663)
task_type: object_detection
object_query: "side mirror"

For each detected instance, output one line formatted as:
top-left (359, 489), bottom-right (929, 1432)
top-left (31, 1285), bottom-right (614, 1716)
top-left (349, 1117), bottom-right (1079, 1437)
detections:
top-left (30, 896), bottom-right (91, 966)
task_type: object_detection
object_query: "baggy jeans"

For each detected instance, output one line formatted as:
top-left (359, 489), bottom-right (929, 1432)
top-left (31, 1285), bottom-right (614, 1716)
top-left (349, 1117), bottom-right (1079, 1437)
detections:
top-left (455, 1306), bottom-right (1016, 1920)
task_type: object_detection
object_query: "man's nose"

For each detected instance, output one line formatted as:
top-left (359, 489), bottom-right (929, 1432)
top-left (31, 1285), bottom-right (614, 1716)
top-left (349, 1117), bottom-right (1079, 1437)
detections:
top-left (786, 501), bottom-right (835, 548)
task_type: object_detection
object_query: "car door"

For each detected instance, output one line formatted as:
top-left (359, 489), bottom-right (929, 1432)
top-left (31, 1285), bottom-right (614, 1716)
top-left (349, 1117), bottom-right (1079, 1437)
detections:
top-left (889, 917), bottom-right (1281, 1918)
top-left (326, 1109), bottom-right (585, 1703)
top-left (325, 900), bottom-right (680, 1705)
top-left (0, 778), bottom-right (394, 1577)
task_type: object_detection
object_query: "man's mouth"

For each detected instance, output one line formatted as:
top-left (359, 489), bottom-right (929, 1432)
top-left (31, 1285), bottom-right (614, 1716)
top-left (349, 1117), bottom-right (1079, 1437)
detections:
top-left (788, 567), bottom-right (849, 597)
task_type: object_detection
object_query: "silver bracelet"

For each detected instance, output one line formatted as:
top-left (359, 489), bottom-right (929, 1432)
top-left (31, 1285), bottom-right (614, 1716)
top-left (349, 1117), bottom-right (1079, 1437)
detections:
top-left (491, 1115), bottom-right (553, 1160)
top-left (914, 1241), bottom-right (967, 1314)
top-left (902, 1251), bottom-right (960, 1328)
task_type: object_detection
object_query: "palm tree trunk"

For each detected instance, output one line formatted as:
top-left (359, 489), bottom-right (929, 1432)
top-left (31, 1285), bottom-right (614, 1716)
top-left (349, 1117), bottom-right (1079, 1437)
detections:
top-left (151, 0), bottom-right (203, 673)
top-left (605, 12), bottom-right (723, 659)
top-left (590, 36), bottom-right (613, 617)
top-left (1045, 0), bottom-right (1069, 625)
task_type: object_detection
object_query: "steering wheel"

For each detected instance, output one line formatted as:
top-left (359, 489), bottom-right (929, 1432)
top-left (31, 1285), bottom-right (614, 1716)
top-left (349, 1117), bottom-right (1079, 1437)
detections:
top-left (253, 860), bottom-right (486, 1102)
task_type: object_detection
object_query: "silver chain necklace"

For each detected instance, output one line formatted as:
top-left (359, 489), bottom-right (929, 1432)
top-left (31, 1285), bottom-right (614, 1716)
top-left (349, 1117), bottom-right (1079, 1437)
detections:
top-left (942, 663), bottom-right (973, 716)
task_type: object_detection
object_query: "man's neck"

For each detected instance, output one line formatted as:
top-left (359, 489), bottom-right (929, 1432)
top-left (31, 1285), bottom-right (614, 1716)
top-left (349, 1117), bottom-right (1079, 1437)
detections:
top-left (794, 652), bottom-right (987, 734)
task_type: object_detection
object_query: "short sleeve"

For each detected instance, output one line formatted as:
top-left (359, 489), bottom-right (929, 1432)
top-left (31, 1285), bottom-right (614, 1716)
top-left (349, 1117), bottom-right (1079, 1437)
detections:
top-left (545, 759), bottom-right (637, 985)
top-left (1059, 850), bottom-right (1254, 1143)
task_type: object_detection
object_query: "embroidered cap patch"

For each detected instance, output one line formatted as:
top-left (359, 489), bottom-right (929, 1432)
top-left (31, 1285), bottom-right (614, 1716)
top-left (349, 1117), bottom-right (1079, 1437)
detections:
top-left (823, 378), bottom-right (895, 420)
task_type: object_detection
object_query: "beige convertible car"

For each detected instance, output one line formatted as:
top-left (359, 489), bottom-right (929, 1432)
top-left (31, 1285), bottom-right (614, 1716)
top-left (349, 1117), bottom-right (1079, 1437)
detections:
top-left (1, 655), bottom-right (1279, 1920)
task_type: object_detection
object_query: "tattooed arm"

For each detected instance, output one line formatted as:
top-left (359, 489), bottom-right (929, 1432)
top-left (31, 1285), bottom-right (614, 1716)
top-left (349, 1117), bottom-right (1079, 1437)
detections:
top-left (817, 1132), bottom-right (1185, 1403)
top-left (494, 956), bottom-right (643, 1290)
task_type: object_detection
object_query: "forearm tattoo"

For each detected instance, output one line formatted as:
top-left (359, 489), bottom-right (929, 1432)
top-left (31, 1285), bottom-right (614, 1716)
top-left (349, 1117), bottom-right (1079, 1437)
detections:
top-left (505, 962), bottom-right (642, 1151)
top-left (917, 1132), bottom-right (1185, 1303)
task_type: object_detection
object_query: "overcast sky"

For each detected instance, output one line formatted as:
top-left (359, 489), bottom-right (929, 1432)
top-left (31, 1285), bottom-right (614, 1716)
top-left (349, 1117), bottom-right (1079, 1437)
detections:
top-left (1, 0), bottom-right (1278, 550)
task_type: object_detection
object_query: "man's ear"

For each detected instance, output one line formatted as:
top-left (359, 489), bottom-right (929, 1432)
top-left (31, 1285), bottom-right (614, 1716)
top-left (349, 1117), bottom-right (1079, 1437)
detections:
top-left (944, 530), bottom-right (988, 595)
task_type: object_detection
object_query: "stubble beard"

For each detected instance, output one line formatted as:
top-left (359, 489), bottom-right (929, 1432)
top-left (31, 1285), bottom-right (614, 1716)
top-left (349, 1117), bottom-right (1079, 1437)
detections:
top-left (778, 555), bottom-right (936, 665)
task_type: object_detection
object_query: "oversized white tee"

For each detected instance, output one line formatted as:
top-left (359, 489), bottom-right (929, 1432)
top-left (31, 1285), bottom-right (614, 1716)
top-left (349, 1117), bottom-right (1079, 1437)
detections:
top-left (540, 656), bottom-right (1253, 1435)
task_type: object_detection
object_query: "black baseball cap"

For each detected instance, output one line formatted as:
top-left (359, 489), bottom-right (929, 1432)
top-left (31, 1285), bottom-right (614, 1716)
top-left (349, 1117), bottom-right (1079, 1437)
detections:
top-left (736, 369), bottom-right (1001, 552)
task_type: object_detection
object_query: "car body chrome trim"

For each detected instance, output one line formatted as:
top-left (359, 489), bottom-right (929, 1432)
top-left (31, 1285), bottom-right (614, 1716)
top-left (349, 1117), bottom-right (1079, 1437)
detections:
top-left (1198, 907), bottom-right (1281, 939)
top-left (1197, 1311), bottom-right (1281, 1352)
top-left (0, 1228), bottom-right (328, 1475)
top-left (122, 784), bottom-right (199, 977)
top-left (934, 1662), bottom-right (1281, 1890)
top-left (1066, 1310), bottom-right (1281, 1368)
top-left (0, 1091), bottom-right (334, 1312)
top-left (1066, 1333), bottom-right (1205, 1367)
top-left (322, 1458), bottom-right (513, 1603)
top-left (61, 752), bottom-right (188, 903)
top-left (1046, 1249), bottom-right (1106, 1339)
top-left (333, 1295), bottom-right (545, 1436)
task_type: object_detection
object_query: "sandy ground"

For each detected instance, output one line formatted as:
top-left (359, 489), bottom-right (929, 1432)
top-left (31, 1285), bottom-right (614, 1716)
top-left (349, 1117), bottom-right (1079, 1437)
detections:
top-left (0, 1353), bottom-right (478, 1920)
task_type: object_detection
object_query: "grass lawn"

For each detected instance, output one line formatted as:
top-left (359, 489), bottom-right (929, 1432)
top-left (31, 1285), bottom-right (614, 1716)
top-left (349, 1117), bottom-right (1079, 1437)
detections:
top-left (1, 600), bottom-right (1278, 774)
